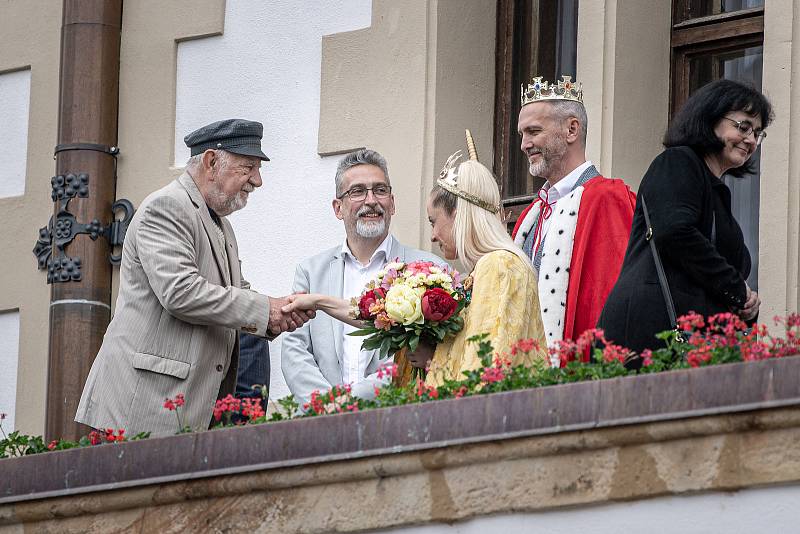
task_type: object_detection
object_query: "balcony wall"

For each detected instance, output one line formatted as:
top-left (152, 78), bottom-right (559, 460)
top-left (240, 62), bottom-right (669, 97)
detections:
top-left (2, 357), bottom-right (800, 532)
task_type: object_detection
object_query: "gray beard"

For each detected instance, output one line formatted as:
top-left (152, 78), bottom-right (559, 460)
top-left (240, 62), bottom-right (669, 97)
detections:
top-left (529, 154), bottom-right (564, 180)
top-left (208, 191), bottom-right (246, 217)
top-left (527, 133), bottom-right (568, 180)
top-left (356, 218), bottom-right (386, 238)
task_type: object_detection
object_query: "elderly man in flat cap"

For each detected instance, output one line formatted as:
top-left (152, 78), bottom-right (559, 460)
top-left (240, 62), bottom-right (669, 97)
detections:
top-left (76, 118), bottom-right (312, 437)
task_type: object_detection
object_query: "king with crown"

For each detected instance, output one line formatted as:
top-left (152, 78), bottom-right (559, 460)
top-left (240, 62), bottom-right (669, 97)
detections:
top-left (512, 75), bottom-right (636, 356)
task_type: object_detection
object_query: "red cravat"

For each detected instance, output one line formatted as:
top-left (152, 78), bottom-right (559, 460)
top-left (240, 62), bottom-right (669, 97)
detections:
top-left (531, 187), bottom-right (556, 258)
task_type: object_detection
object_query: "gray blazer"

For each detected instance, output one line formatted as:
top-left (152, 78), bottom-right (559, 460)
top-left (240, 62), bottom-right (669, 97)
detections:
top-left (75, 173), bottom-right (270, 437)
top-left (281, 238), bottom-right (443, 407)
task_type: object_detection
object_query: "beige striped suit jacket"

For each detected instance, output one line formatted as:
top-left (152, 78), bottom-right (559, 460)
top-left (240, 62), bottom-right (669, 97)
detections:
top-left (75, 173), bottom-right (270, 437)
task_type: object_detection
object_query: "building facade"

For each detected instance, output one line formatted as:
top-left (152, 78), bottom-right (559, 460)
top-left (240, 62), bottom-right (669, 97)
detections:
top-left (0, 0), bottom-right (797, 435)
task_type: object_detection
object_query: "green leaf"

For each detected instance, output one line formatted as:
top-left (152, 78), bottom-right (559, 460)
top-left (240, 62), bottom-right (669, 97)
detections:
top-left (408, 334), bottom-right (420, 352)
top-left (361, 337), bottom-right (383, 350)
top-left (349, 328), bottom-right (377, 337)
top-left (380, 336), bottom-right (391, 359)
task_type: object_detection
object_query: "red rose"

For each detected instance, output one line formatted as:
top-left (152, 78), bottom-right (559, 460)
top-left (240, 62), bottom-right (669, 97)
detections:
top-left (421, 287), bottom-right (458, 322)
top-left (358, 288), bottom-right (385, 319)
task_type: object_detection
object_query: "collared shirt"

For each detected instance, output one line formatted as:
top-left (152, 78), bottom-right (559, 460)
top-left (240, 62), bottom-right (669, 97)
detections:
top-left (340, 234), bottom-right (394, 385)
top-left (207, 208), bottom-right (229, 276)
top-left (538, 160), bottom-right (594, 242)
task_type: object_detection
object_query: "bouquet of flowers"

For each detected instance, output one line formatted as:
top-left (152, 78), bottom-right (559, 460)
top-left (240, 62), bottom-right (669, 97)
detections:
top-left (349, 260), bottom-right (470, 378)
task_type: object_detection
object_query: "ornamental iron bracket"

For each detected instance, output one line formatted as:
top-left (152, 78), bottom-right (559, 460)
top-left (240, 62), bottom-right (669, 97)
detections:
top-left (33, 155), bottom-right (136, 283)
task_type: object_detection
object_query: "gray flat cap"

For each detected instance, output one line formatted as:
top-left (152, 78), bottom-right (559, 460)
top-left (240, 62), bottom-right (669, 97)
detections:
top-left (184, 118), bottom-right (270, 161)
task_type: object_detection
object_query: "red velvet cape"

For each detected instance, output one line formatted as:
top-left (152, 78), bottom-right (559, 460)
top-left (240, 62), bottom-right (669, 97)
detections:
top-left (513, 176), bottom-right (636, 359)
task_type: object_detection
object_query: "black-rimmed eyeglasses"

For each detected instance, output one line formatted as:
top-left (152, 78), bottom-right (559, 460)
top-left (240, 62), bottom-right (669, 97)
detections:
top-left (724, 117), bottom-right (767, 146)
top-left (337, 184), bottom-right (393, 202)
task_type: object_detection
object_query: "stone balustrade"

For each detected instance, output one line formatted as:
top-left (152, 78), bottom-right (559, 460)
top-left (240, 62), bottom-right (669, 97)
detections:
top-left (2, 356), bottom-right (800, 532)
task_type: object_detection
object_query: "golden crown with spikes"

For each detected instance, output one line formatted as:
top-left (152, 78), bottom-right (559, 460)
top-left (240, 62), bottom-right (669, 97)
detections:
top-left (521, 75), bottom-right (583, 107)
top-left (436, 129), bottom-right (500, 214)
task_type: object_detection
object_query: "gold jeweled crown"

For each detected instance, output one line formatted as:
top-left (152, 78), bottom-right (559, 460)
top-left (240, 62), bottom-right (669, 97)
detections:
top-left (521, 75), bottom-right (583, 107)
top-left (436, 129), bottom-right (500, 214)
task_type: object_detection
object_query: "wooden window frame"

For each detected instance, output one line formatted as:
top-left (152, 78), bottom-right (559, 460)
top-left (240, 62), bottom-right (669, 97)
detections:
top-left (670, 6), bottom-right (764, 115)
top-left (669, 1), bottom-right (765, 289)
top-left (493, 0), bottom-right (576, 228)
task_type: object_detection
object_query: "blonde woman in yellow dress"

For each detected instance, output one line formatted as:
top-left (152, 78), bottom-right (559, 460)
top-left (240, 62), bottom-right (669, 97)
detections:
top-left (283, 133), bottom-right (547, 388)
top-left (419, 147), bottom-right (547, 386)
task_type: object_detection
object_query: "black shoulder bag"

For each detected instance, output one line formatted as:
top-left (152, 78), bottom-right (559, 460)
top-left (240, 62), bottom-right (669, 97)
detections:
top-left (641, 196), bottom-right (686, 343)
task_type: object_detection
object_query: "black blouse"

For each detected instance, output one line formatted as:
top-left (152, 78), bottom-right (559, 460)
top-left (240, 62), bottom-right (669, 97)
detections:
top-left (598, 146), bottom-right (750, 352)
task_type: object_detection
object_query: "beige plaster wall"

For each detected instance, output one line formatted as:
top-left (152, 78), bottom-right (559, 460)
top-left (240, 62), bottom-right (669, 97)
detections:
top-left (319, 0), bottom-right (430, 249)
top-left (0, 1), bottom-right (62, 435)
top-left (428, 0), bottom-right (497, 247)
top-left (578, 0), bottom-right (671, 189)
top-left (759, 0), bottom-right (800, 321)
top-left (114, 0), bottom-right (226, 304)
top-left (319, 0), bottom-right (497, 251)
top-left (0, 1), bottom-right (226, 434)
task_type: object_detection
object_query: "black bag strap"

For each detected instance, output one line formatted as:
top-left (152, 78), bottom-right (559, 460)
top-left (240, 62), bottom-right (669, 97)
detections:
top-left (710, 212), bottom-right (716, 244)
top-left (641, 196), bottom-right (679, 330)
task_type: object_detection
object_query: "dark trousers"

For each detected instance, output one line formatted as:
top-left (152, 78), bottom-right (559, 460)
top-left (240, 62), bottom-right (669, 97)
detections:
top-left (236, 333), bottom-right (270, 399)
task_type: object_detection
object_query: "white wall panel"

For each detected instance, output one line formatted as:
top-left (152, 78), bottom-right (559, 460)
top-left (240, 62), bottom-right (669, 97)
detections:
top-left (0, 68), bottom-right (31, 198)
top-left (175, 0), bottom-right (371, 398)
top-left (373, 485), bottom-right (800, 534)
top-left (0, 310), bottom-right (21, 432)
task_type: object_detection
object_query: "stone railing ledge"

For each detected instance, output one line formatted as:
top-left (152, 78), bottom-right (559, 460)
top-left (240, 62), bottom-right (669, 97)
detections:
top-left (2, 355), bottom-right (800, 504)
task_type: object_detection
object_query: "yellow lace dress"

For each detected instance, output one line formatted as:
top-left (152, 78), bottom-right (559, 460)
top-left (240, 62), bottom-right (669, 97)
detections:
top-left (425, 249), bottom-right (547, 387)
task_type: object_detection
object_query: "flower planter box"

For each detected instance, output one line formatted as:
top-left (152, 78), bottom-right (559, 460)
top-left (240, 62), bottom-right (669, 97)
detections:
top-left (3, 355), bottom-right (800, 505)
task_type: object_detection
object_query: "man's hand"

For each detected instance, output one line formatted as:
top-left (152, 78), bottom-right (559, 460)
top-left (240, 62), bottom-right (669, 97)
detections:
top-left (740, 284), bottom-right (760, 321)
top-left (268, 295), bottom-right (315, 335)
top-left (406, 341), bottom-right (436, 369)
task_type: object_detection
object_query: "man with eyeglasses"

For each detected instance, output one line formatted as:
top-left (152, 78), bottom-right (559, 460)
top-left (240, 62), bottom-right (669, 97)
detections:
top-left (282, 149), bottom-right (443, 408)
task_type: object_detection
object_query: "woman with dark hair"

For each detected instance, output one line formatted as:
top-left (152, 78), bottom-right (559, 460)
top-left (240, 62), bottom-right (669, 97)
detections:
top-left (597, 79), bottom-right (773, 354)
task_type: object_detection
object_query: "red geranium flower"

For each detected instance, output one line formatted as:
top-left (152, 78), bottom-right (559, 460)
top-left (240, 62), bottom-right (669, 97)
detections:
top-left (421, 287), bottom-right (458, 322)
top-left (88, 431), bottom-right (102, 446)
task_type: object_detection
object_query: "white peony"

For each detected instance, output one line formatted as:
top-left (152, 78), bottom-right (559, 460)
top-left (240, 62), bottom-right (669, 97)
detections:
top-left (384, 283), bottom-right (424, 325)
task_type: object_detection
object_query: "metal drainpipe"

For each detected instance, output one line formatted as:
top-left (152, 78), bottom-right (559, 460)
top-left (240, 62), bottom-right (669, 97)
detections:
top-left (44, 0), bottom-right (123, 441)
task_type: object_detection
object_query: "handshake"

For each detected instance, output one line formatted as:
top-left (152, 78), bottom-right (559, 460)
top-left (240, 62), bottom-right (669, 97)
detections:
top-left (267, 294), bottom-right (317, 336)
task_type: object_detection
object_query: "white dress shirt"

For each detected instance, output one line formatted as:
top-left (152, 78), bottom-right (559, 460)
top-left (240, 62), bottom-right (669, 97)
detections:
top-left (340, 234), bottom-right (394, 385)
top-left (539, 160), bottom-right (594, 241)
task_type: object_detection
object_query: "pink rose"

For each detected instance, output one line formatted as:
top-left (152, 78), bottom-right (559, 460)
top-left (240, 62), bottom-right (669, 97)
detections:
top-left (406, 261), bottom-right (435, 276)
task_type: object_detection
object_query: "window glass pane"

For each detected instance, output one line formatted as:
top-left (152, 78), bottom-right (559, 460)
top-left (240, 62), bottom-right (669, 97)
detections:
top-left (687, 44), bottom-right (763, 290)
top-left (723, 151), bottom-right (760, 290)
top-left (555, 0), bottom-right (578, 81)
top-left (688, 45), bottom-right (762, 93)
top-left (683, 0), bottom-right (764, 21)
